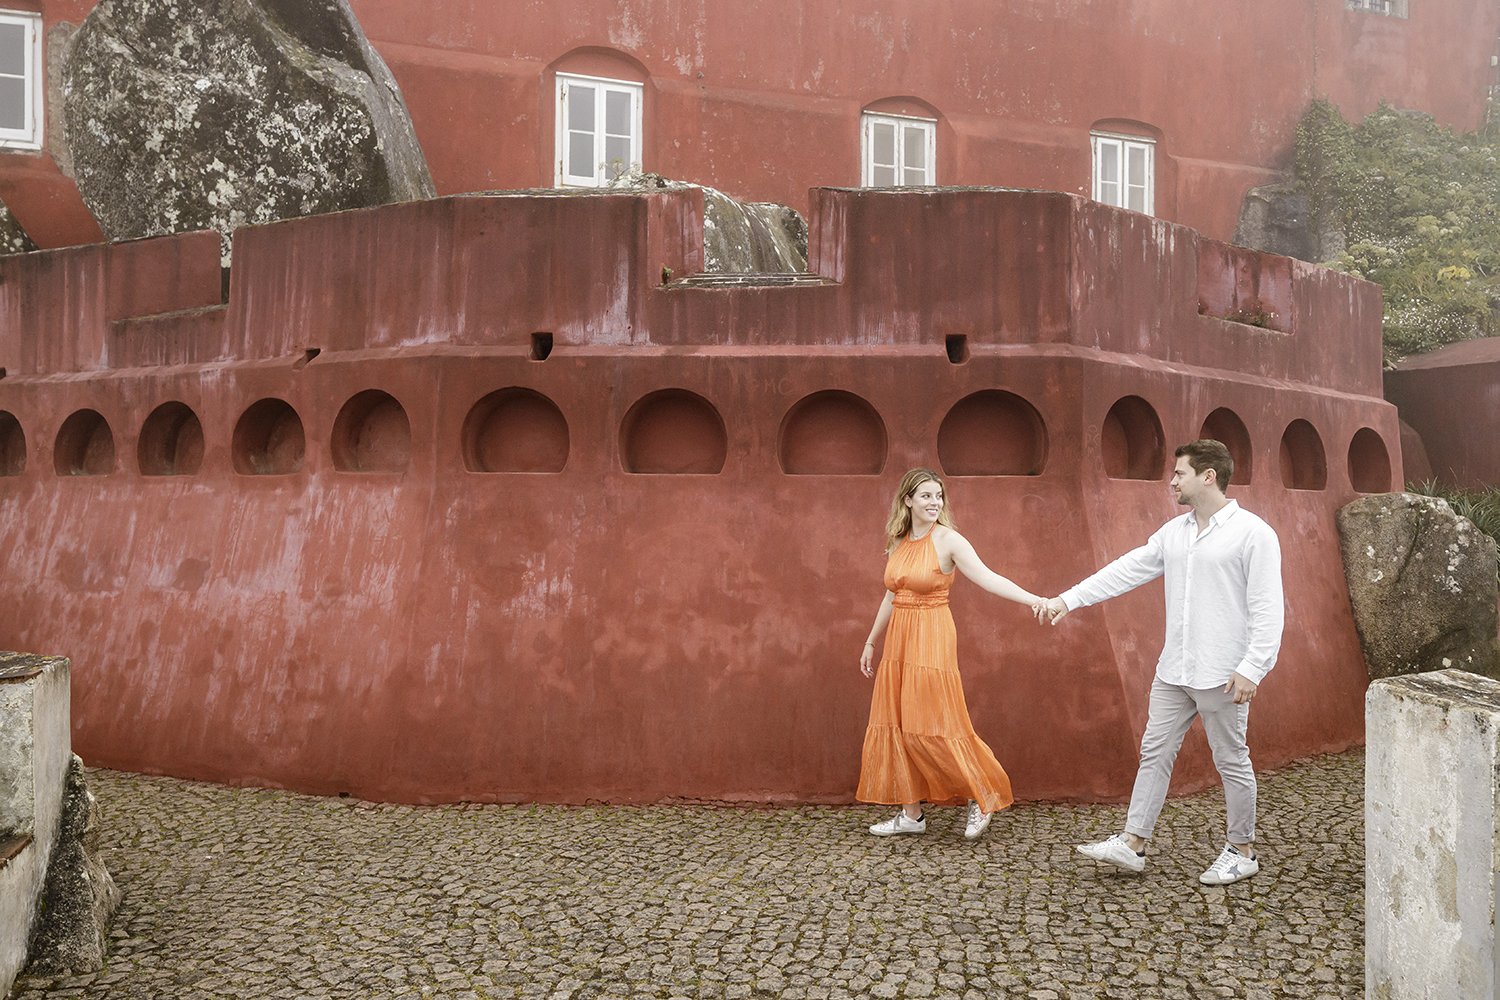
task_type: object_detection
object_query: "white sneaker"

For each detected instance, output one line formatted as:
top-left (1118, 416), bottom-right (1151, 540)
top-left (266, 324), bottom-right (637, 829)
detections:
top-left (963, 801), bottom-right (993, 840)
top-left (1075, 834), bottom-right (1147, 873)
top-left (1199, 845), bottom-right (1259, 885)
top-left (868, 810), bottom-right (926, 836)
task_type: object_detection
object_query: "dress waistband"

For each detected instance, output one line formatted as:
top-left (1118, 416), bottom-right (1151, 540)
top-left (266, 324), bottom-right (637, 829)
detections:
top-left (892, 594), bottom-right (948, 609)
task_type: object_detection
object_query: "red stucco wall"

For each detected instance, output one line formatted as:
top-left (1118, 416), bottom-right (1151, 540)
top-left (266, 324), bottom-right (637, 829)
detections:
top-left (0, 188), bottom-right (1397, 803)
top-left (1385, 338), bottom-right (1500, 490)
top-left (3, 0), bottom-right (1498, 249)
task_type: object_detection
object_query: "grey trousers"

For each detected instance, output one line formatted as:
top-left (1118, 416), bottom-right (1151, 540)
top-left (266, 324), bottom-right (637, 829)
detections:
top-left (1124, 677), bottom-right (1256, 844)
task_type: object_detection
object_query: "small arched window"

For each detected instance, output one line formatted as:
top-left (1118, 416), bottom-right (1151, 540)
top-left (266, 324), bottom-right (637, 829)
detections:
top-left (1091, 125), bottom-right (1157, 215)
top-left (861, 99), bottom-right (939, 187)
top-left (552, 50), bottom-right (648, 188)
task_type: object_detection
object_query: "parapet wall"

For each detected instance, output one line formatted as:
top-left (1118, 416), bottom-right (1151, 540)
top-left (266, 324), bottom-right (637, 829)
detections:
top-left (0, 189), bottom-right (1394, 803)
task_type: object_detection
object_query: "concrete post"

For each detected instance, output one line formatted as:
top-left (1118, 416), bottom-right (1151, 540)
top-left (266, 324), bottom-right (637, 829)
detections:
top-left (1366, 669), bottom-right (1500, 1000)
top-left (0, 653), bottom-right (71, 998)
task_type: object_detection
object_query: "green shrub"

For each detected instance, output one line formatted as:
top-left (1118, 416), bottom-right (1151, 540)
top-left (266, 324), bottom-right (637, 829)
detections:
top-left (1293, 100), bottom-right (1500, 363)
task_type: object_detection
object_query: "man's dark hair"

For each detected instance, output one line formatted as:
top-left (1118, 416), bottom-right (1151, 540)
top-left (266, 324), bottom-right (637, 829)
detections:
top-left (1175, 439), bottom-right (1233, 490)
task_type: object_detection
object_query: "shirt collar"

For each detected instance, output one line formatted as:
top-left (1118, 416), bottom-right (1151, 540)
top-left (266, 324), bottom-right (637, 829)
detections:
top-left (1180, 498), bottom-right (1240, 530)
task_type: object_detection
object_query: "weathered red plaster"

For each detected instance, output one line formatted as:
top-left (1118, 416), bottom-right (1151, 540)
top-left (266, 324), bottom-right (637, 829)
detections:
top-left (1385, 338), bottom-right (1500, 491)
top-left (0, 188), bottom-right (1394, 804)
top-left (4, 0), bottom-right (1498, 248)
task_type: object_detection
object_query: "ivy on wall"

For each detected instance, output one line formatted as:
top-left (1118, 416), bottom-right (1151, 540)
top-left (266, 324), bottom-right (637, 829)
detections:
top-left (1294, 100), bottom-right (1500, 362)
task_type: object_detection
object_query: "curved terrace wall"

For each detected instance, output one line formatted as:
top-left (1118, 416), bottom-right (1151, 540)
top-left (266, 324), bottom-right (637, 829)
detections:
top-left (0, 187), bottom-right (1394, 804)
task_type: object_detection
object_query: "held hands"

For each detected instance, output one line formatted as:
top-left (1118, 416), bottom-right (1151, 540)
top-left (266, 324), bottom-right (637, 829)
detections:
top-left (1031, 596), bottom-right (1070, 626)
top-left (1225, 672), bottom-right (1258, 704)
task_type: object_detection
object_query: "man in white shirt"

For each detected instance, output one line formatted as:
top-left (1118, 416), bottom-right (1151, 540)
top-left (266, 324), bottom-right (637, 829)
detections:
top-left (1038, 439), bottom-right (1284, 885)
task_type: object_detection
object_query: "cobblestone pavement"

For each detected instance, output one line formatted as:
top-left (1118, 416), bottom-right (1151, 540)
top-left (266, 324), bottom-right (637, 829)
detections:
top-left (12, 751), bottom-right (1364, 1000)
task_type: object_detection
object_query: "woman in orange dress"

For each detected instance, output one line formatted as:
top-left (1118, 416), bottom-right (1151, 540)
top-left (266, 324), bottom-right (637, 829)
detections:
top-left (857, 467), bottom-right (1044, 840)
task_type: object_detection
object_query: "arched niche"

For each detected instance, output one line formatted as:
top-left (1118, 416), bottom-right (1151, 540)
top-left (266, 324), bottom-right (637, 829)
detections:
top-left (0, 410), bottom-right (25, 477)
top-left (778, 390), bottom-right (886, 476)
top-left (1198, 407), bottom-right (1253, 486)
top-left (621, 389), bottom-right (727, 475)
top-left (938, 391), bottom-right (1047, 477)
top-left (1348, 427), bottom-right (1393, 494)
top-left (233, 399), bottom-right (305, 476)
top-left (463, 388), bottom-right (569, 474)
top-left (1102, 396), bottom-right (1164, 481)
top-left (332, 390), bottom-right (411, 473)
top-left (138, 401), bottom-right (205, 477)
top-left (1279, 419), bottom-right (1327, 491)
top-left (54, 409), bottom-right (115, 477)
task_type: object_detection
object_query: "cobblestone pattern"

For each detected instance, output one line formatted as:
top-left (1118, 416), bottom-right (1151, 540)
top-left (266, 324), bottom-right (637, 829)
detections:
top-left (11, 752), bottom-right (1364, 999)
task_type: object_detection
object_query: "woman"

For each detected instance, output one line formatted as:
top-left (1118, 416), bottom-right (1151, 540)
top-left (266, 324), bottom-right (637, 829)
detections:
top-left (857, 468), bottom-right (1043, 840)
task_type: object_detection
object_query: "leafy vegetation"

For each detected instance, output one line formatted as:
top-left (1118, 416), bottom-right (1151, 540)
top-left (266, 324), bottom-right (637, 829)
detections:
top-left (1407, 479), bottom-right (1500, 577)
top-left (1293, 100), bottom-right (1500, 362)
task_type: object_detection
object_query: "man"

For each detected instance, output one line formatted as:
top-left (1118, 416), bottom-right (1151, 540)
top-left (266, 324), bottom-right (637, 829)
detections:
top-left (1038, 439), bottom-right (1283, 885)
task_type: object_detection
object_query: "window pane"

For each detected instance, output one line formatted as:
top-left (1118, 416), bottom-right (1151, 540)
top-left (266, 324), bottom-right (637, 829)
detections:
top-left (1097, 142), bottom-right (1119, 185)
top-left (1098, 178), bottom-right (1121, 207)
top-left (567, 132), bottom-right (594, 178)
top-left (567, 84), bottom-right (595, 132)
top-left (604, 135), bottom-right (631, 177)
top-left (1127, 144), bottom-right (1148, 187)
top-left (0, 25), bottom-right (24, 76)
top-left (1127, 183), bottom-right (1146, 213)
top-left (872, 122), bottom-right (895, 167)
top-left (903, 166), bottom-right (927, 186)
top-left (605, 89), bottom-right (632, 137)
top-left (903, 124), bottom-right (927, 172)
top-left (872, 164), bottom-right (897, 187)
top-left (0, 77), bottom-right (24, 131)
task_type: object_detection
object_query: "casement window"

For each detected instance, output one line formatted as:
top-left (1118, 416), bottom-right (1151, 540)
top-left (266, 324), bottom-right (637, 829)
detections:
top-left (0, 10), bottom-right (42, 150)
top-left (1347, 0), bottom-right (1407, 16)
top-left (1091, 132), bottom-right (1155, 215)
top-left (555, 73), bottom-right (642, 187)
top-left (861, 113), bottom-right (935, 187)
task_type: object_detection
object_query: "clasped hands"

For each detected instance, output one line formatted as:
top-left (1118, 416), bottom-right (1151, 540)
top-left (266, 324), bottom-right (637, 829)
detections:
top-left (1030, 595), bottom-right (1069, 626)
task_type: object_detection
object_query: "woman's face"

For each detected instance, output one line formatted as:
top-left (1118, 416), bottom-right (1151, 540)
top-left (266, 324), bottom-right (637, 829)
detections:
top-left (904, 479), bottom-right (944, 528)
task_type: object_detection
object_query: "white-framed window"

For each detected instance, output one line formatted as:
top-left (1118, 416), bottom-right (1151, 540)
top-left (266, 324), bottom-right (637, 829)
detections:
top-left (861, 113), bottom-right (935, 187)
top-left (1091, 132), bottom-right (1155, 214)
top-left (1347, 0), bottom-right (1407, 16)
top-left (0, 10), bottom-right (42, 151)
top-left (555, 72), bottom-right (642, 187)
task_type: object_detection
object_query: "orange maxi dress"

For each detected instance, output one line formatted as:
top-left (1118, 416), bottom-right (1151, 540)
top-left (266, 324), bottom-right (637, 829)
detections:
top-left (857, 531), bottom-right (1014, 814)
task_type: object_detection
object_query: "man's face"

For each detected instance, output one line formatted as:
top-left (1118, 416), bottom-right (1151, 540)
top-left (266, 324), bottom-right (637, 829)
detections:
top-left (1170, 456), bottom-right (1213, 506)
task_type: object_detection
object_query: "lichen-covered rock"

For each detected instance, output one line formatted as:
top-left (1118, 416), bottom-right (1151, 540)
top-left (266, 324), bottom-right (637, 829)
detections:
top-left (23, 755), bottom-right (121, 976)
top-left (62, 0), bottom-right (434, 263)
top-left (1233, 181), bottom-right (1344, 264)
top-left (1337, 493), bottom-right (1500, 680)
top-left (0, 198), bottom-right (37, 255)
top-left (608, 170), bottom-right (808, 272)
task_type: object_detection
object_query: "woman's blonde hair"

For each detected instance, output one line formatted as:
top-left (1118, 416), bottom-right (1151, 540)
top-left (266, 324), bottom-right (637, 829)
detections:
top-left (884, 468), bottom-right (956, 552)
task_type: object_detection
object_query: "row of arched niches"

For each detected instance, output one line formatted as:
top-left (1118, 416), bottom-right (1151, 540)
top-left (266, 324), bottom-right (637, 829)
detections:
top-left (0, 388), bottom-right (1394, 491)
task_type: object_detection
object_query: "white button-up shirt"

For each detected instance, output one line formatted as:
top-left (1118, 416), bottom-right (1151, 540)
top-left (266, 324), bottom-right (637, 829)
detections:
top-left (1059, 500), bottom-right (1285, 688)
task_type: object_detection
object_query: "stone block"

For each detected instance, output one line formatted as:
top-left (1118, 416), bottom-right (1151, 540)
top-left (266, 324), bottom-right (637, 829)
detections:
top-left (0, 653), bottom-right (71, 998)
top-left (1367, 669), bottom-right (1500, 1000)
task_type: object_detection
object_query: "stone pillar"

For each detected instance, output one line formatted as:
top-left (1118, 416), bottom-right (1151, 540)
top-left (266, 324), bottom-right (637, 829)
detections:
top-left (0, 653), bottom-right (71, 998)
top-left (1366, 669), bottom-right (1500, 1000)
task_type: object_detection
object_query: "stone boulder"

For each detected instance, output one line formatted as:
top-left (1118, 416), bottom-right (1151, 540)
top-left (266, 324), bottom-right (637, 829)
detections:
top-left (1337, 493), bottom-right (1500, 680)
top-left (23, 756), bottom-right (121, 976)
top-left (62, 0), bottom-right (434, 263)
top-left (1232, 181), bottom-right (1344, 264)
top-left (0, 199), bottom-right (37, 256)
top-left (608, 170), bottom-right (808, 273)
